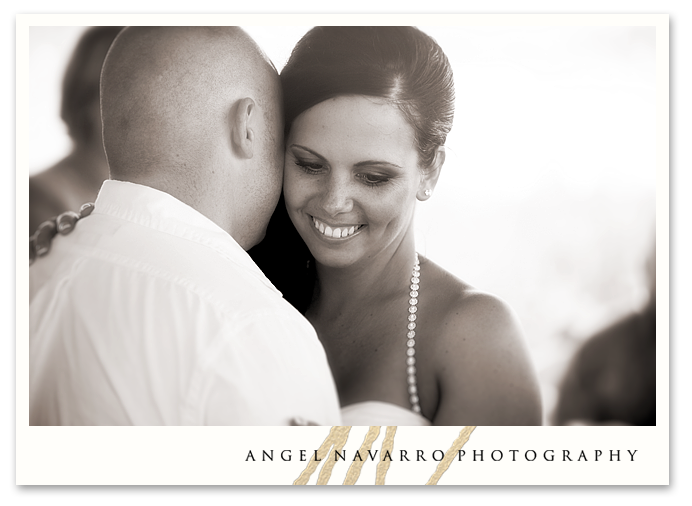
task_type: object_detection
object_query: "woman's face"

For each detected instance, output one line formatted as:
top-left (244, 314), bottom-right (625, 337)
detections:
top-left (283, 95), bottom-right (423, 269)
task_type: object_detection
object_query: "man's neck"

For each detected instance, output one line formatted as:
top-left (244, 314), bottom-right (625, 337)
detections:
top-left (120, 169), bottom-right (239, 243)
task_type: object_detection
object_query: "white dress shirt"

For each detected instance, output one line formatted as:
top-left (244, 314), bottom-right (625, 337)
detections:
top-left (30, 180), bottom-right (342, 426)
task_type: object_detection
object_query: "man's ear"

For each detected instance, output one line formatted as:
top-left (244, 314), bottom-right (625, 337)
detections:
top-left (417, 146), bottom-right (445, 201)
top-left (230, 97), bottom-right (256, 159)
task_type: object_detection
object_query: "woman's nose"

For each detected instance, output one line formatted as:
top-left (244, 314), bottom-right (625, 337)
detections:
top-left (320, 173), bottom-right (354, 216)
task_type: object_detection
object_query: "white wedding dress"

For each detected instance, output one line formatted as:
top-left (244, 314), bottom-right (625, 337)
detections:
top-left (341, 401), bottom-right (431, 426)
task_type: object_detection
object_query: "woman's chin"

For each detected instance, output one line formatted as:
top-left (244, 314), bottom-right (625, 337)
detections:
top-left (303, 241), bottom-right (364, 270)
top-left (309, 249), bottom-right (360, 270)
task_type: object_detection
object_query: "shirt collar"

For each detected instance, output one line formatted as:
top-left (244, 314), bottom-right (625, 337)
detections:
top-left (93, 180), bottom-right (282, 296)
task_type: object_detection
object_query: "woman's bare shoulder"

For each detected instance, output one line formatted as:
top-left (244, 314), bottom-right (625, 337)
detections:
top-left (421, 256), bottom-right (514, 336)
top-left (420, 256), bottom-right (543, 425)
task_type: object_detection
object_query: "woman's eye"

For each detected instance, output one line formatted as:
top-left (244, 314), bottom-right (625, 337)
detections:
top-left (357, 173), bottom-right (390, 186)
top-left (294, 160), bottom-right (325, 175)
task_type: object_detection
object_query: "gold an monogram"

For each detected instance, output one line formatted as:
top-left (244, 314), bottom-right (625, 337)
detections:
top-left (293, 426), bottom-right (476, 485)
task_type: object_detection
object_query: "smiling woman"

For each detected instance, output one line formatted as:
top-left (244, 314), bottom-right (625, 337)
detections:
top-left (284, 96), bottom-right (428, 269)
top-left (250, 26), bottom-right (543, 426)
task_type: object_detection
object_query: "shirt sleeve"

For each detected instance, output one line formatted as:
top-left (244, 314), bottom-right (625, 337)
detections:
top-left (183, 309), bottom-right (342, 426)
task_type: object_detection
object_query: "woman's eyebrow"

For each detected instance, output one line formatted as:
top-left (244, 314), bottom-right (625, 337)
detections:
top-left (290, 144), bottom-right (403, 169)
top-left (354, 160), bottom-right (403, 169)
top-left (289, 144), bottom-right (326, 160)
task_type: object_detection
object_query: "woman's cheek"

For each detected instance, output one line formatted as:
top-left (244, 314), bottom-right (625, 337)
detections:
top-left (282, 160), bottom-right (295, 188)
top-left (282, 167), bottom-right (300, 204)
top-left (378, 182), bottom-right (415, 212)
top-left (284, 172), bottom-right (315, 215)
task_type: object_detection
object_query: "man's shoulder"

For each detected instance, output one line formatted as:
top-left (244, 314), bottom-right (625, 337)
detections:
top-left (31, 213), bottom-right (293, 324)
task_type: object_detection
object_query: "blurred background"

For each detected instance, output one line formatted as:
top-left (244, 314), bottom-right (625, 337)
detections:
top-left (29, 25), bottom-right (657, 425)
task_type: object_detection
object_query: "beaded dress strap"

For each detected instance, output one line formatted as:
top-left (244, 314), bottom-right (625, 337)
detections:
top-left (405, 254), bottom-right (421, 413)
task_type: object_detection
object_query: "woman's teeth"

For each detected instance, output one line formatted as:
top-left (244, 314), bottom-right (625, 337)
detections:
top-left (312, 216), bottom-right (363, 239)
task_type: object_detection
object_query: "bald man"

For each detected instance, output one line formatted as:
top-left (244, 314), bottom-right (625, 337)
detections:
top-left (29, 27), bottom-right (341, 426)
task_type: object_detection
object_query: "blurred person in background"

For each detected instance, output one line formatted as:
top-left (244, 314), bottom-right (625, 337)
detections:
top-left (29, 26), bottom-right (123, 235)
top-left (554, 244), bottom-right (656, 426)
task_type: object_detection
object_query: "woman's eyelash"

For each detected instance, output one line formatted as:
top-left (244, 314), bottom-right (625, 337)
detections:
top-left (357, 173), bottom-right (391, 187)
top-left (294, 159), bottom-right (392, 187)
top-left (294, 160), bottom-right (324, 174)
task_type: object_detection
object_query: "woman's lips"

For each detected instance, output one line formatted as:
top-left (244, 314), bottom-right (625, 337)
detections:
top-left (310, 215), bottom-right (365, 239)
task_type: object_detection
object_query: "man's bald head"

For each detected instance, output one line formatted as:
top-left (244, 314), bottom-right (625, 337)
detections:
top-left (102, 27), bottom-right (279, 177)
top-left (100, 27), bottom-right (284, 247)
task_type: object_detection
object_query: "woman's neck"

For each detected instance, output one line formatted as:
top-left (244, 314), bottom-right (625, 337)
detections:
top-left (310, 230), bottom-right (418, 318)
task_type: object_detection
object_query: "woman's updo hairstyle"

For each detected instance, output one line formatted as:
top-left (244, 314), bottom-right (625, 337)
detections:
top-left (251, 27), bottom-right (454, 313)
top-left (280, 26), bottom-right (455, 169)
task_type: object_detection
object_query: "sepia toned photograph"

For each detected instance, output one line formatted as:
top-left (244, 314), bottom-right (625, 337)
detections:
top-left (17, 14), bottom-right (667, 486)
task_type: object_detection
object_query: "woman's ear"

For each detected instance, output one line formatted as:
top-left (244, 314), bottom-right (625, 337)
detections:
top-left (417, 146), bottom-right (445, 201)
top-left (230, 97), bottom-right (256, 159)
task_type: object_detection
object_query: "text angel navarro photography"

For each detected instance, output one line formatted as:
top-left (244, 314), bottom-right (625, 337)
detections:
top-left (244, 448), bottom-right (639, 463)
top-left (240, 426), bottom-right (648, 485)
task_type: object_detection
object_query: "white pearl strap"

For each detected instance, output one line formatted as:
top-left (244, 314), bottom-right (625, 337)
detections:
top-left (406, 254), bottom-right (421, 413)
